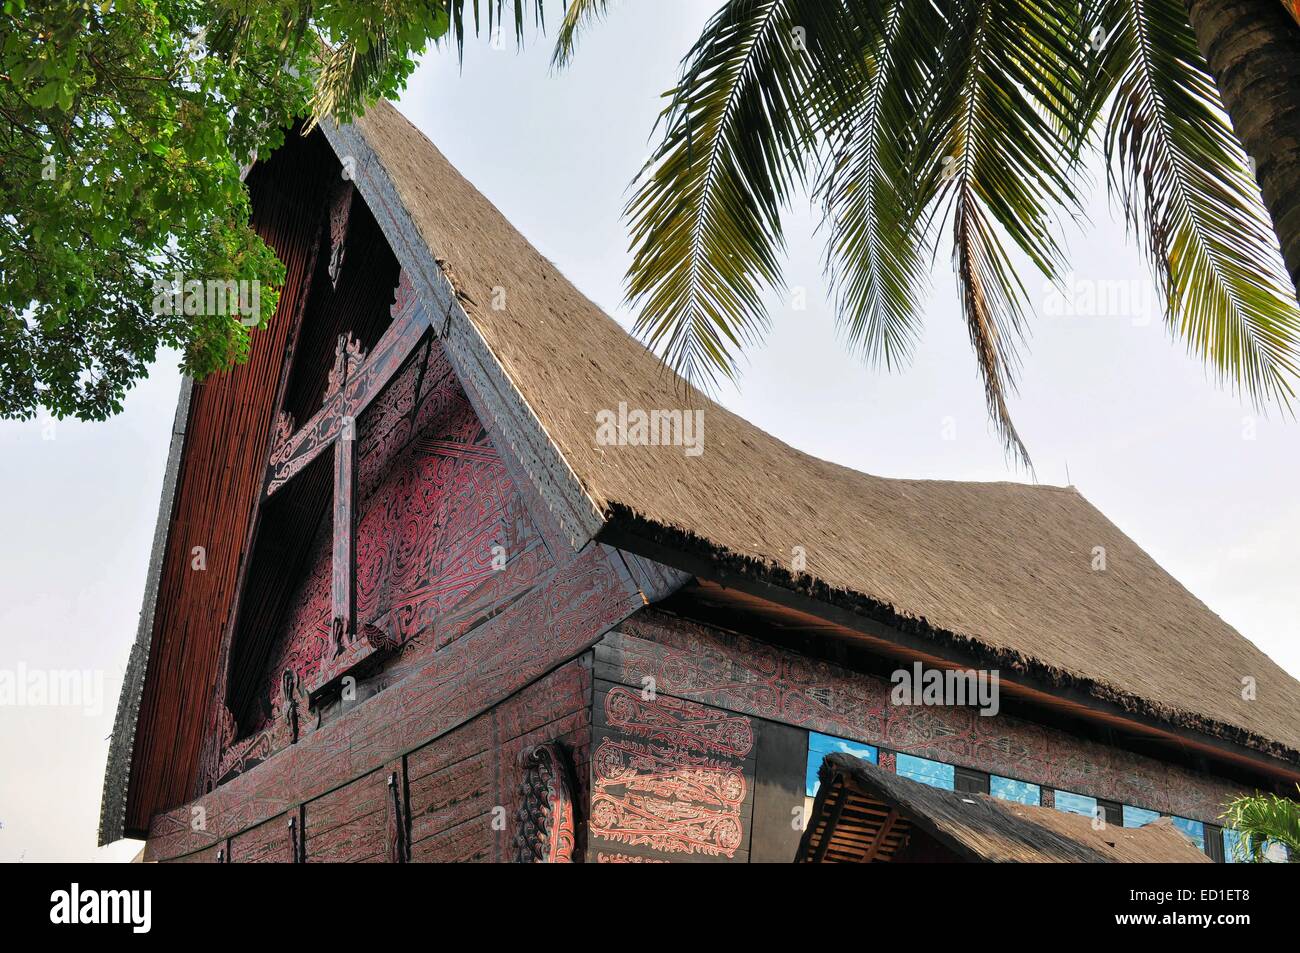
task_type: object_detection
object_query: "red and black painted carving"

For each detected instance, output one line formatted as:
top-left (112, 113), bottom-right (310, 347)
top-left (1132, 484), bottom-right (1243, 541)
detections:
top-left (327, 179), bottom-right (354, 289)
top-left (590, 685), bottom-right (754, 861)
top-left (512, 744), bottom-right (579, 863)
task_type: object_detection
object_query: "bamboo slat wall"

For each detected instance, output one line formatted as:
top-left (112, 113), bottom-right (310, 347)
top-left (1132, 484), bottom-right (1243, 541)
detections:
top-left (125, 130), bottom-right (338, 834)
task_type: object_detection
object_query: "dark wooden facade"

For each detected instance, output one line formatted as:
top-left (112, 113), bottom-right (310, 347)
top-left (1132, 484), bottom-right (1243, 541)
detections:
top-left (102, 111), bottom-right (1300, 864)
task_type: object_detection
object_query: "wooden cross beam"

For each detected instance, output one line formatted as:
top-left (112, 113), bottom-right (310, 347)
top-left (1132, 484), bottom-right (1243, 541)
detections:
top-left (264, 272), bottom-right (432, 681)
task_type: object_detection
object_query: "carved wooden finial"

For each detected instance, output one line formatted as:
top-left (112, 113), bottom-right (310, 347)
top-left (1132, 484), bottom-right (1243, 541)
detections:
top-left (511, 743), bottom-right (577, 863)
top-left (325, 333), bottom-right (366, 403)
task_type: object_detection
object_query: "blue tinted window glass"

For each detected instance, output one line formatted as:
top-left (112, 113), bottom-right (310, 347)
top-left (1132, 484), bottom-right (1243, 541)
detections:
top-left (990, 776), bottom-right (1040, 805)
top-left (1221, 829), bottom-right (1288, 862)
top-left (1123, 805), bottom-right (1161, 828)
top-left (1223, 828), bottom-right (1245, 863)
top-left (1172, 816), bottom-right (1205, 850)
top-left (805, 732), bottom-right (877, 796)
top-left (896, 753), bottom-right (955, 790)
top-left (1054, 790), bottom-right (1097, 818)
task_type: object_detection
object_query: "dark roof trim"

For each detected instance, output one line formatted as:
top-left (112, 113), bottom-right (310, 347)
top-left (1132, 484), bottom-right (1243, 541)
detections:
top-left (98, 377), bottom-right (193, 845)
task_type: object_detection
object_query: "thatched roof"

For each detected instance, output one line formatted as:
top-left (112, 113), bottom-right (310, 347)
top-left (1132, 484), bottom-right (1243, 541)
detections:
top-left (99, 99), bottom-right (1300, 845)
top-left (798, 754), bottom-right (1210, 862)
top-left (337, 101), bottom-right (1300, 761)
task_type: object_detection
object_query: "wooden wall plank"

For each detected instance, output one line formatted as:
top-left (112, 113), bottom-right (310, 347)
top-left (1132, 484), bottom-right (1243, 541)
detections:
top-left (750, 720), bottom-right (809, 863)
top-left (229, 813), bottom-right (294, 864)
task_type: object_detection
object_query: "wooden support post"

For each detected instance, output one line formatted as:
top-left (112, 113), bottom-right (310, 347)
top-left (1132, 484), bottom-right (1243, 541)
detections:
top-left (330, 414), bottom-right (356, 655)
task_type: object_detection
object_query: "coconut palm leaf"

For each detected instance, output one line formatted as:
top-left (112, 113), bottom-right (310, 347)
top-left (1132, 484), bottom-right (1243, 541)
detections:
top-left (1096, 0), bottom-right (1300, 406)
top-left (814, 0), bottom-right (932, 371)
top-left (623, 0), bottom-right (878, 388)
top-left (903, 0), bottom-right (1088, 466)
top-left (552, 0), bottom-right (616, 68)
top-left (443, 0), bottom-right (549, 61)
top-left (1222, 789), bottom-right (1300, 861)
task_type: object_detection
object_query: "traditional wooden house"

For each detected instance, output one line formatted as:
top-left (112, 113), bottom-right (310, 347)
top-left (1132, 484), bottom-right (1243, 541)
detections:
top-left (99, 102), bottom-right (1300, 863)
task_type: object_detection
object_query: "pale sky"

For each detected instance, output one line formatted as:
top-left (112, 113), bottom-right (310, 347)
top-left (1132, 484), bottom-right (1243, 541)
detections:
top-left (1, 2), bottom-right (1296, 862)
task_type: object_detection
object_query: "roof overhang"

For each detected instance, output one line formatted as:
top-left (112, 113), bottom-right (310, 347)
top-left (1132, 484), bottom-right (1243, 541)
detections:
top-left (598, 511), bottom-right (1300, 787)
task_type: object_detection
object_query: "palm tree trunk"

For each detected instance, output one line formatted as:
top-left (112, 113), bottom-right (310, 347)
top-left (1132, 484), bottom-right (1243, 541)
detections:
top-left (1184, 0), bottom-right (1300, 300)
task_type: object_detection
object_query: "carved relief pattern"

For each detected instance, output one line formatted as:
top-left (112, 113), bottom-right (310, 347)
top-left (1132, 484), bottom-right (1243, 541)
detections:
top-left (511, 743), bottom-right (578, 863)
top-left (246, 336), bottom-right (552, 741)
top-left (324, 333), bottom-right (366, 403)
top-left (590, 689), bottom-right (752, 860)
top-left (604, 685), bottom-right (754, 759)
top-left (266, 404), bottom-right (342, 494)
top-left (590, 738), bottom-right (746, 857)
top-left (327, 181), bottom-right (354, 288)
top-left (613, 612), bottom-right (1247, 824)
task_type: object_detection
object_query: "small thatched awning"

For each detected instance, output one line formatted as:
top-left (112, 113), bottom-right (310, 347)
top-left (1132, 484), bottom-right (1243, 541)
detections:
top-left (796, 754), bottom-right (1210, 863)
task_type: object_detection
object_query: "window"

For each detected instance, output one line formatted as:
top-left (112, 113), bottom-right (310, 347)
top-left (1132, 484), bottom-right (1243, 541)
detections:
top-left (1053, 790), bottom-right (1097, 818)
top-left (1221, 828), bottom-right (1289, 863)
top-left (896, 753), bottom-right (955, 790)
top-left (1171, 816), bottom-right (1206, 850)
top-left (1204, 824), bottom-right (1225, 863)
top-left (954, 766), bottom-right (990, 795)
top-left (990, 776), bottom-right (1040, 805)
top-left (1096, 798), bottom-right (1123, 827)
top-left (805, 732), bottom-right (877, 797)
top-left (1223, 827), bottom-right (1245, 863)
top-left (1123, 805), bottom-right (1160, 828)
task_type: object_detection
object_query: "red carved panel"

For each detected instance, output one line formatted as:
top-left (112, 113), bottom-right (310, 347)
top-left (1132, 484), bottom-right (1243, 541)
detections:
top-left (512, 744), bottom-right (578, 863)
top-left (303, 766), bottom-right (391, 863)
top-left (228, 814), bottom-right (294, 864)
top-left (405, 657), bottom-right (593, 864)
top-left (245, 334), bottom-right (553, 738)
top-left (590, 685), bottom-right (754, 861)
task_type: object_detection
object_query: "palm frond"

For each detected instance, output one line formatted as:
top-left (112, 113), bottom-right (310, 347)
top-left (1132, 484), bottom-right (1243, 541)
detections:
top-left (908, 0), bottom-right (1089, 468)
top-left (1099, 0), bottom-right (1300, 407)
top-left (1222, 789), bottom-right (1300, 861)
top-left (306, 3), bottom-right (452, 128)
top-left (552, 0), bottom-right (616, 68)
top-left (623, 0), bottom-right (876, 388)
top-left (814, 0), bottom-right (931, 370)
top-left (443, 0), bottom-right (549, 62)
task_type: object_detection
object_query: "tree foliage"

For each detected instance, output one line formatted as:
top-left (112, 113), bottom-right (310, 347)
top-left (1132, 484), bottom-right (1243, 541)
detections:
top-left (0, 0), bottom-right (456, 420)
top-left (6, 0), bottom-right (1299, 455)
top-left (1222, 789), bottom-right (1300, 861)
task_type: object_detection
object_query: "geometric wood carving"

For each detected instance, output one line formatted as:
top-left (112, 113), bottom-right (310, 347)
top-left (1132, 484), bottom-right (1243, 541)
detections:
top-left (264, 270), bottom-right (432, 702)
top-left (589, 686), bottom-right (754, 861)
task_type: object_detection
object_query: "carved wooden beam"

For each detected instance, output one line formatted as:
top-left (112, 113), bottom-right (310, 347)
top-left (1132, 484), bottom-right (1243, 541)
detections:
top-left (265, 277), bottom-right (432, 497)
top-left (330, 419), bottom-right (356, 651)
